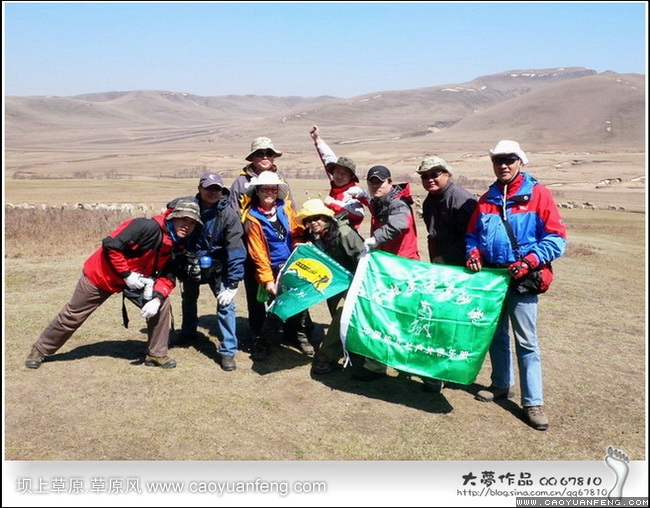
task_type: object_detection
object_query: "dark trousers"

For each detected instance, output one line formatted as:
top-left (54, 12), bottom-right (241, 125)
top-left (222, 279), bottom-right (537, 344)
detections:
top-left (243, 256), bottom-right (266, 338)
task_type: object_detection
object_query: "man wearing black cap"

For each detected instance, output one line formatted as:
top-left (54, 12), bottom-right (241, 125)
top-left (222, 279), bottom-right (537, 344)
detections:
top-left (362, 165), bottom-right (420, 261)
top-left (167, 173), bottom-right (246, 371)
top-left (353, 165), bottom-right (421, 381)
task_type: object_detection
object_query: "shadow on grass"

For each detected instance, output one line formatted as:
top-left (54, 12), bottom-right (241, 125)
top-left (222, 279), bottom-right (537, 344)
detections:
top-left (452, 382), bottom-right (527, 424)
top-left (311, 367), bottom-right (455, 414)
top-left (46, 338), bottom-right (148, 365)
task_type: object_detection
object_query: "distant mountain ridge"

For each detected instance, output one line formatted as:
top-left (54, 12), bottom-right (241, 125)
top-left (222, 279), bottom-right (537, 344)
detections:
top-left (4, 66), bottom-right (645, 178)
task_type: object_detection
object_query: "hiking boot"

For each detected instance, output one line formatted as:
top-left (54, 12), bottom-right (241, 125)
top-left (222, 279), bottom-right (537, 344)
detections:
top-left (422, 377), bottom-right (445, 393)
top-left (352, 368), bottom-right (386, 382)
top-left (311, 360), bottom-right (336, 375)
top-left (524, 405), bottom-right (549, 431)
top-left (297, 337), bottom-right (315, 357)
top-left (144, 355), bottom-right (177, 369)
top-left (221, 355), bottom-right (236, 372)
top-left (475, 385), bottom-right (515, 402)
top-left (25, 344), bottom-right (45, 369)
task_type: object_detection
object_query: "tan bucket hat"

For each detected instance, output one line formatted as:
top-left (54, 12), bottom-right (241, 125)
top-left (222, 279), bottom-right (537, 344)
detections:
top-left (245, 137), bottom-right (283, 161)
top-left (417, 155), bottom-right (453, 176)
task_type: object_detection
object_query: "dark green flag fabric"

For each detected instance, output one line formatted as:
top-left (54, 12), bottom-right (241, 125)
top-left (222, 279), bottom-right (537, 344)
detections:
top-left (340, 250), bottom-right (510, 385)
top-left (268, 244), bottom-right (354, 321)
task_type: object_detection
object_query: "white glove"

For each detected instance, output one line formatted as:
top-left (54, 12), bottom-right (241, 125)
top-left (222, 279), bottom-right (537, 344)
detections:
top-left (124, 272), bottom-right (145, 289)
top-left (347, 187), bottom-right (369, 200)
top-left (140, 298), bottom-right (161, 319)
top-left (217, 287), bottom-right (238, 307)
top-left (364, 237), bottom-right (377, 252)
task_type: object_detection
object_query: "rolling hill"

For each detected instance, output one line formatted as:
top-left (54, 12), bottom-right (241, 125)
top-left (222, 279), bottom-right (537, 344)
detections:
top-left (4, 66), bottom-right (645, 180)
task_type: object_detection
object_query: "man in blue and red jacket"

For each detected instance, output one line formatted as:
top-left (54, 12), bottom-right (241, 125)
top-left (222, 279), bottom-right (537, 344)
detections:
top-left (465, 140), bottom-right (567, 431)
top-left (24, 200), bottom-right (203, 370)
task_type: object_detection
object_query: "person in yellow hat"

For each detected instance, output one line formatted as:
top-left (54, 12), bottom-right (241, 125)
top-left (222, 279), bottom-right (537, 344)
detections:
top-left (295, 199), bottom-right (365, 375)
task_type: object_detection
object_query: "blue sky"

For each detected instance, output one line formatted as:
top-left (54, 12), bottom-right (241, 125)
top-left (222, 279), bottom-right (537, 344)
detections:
top-left (3, 2), bottom-right (647, 98)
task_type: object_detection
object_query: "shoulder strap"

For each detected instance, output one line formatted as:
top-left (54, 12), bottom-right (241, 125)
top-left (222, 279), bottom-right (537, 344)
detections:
top-left (498, 199), bottom-right (522, 260)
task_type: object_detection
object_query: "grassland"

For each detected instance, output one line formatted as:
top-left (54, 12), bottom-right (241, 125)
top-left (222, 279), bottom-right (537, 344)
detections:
top-left (3, 177), bottom-right (647, 462)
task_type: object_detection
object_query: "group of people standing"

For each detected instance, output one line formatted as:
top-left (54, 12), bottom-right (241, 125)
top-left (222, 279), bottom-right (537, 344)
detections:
top-left (24, 127), bottom-right (566, 431)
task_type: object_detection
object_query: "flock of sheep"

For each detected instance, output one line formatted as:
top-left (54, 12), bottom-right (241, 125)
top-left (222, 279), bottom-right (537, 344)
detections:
top-left (6, 199), bottom-right (629, 216)
top-left (5, 202), bottom-right (160, 215)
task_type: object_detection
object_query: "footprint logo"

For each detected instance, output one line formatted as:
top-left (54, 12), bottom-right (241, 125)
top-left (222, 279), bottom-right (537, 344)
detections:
top-left (605, 446), bottom-right (629, 501)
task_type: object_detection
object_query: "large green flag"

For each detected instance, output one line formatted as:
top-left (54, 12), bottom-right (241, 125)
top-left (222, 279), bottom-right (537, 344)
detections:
top-left (268, 243), bottom-right (354, 321)
top-left (340, 250), bottom-right (510, 385)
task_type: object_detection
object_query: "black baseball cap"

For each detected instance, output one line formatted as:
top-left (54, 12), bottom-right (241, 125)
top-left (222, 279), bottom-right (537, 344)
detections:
top-left (366, 165), bottom-right (391, 181)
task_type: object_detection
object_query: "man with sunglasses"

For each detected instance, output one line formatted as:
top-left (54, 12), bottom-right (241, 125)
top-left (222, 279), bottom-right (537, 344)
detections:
top-left (228, 137), bottom-right (301, 350)
top-left (416, 155), bottom-right (477, 392)
top-left (417, 155), bottom-right (477, 266)
top-left (465, 140), bottom-right (567, 431)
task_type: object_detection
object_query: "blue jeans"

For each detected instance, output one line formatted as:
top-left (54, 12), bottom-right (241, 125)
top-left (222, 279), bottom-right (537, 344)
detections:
top-left (487, 288), bottom-right (543, 407)
top-left (181, 280), bottom-right (238, 357)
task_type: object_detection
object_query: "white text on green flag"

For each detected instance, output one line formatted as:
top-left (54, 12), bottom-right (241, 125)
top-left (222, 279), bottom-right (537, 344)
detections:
top-left (340, 250), bottom-right (510, 384)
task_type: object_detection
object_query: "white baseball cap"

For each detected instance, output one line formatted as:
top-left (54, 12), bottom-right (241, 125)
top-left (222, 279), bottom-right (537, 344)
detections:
top-left (489, 140), bottom-right (529, 165)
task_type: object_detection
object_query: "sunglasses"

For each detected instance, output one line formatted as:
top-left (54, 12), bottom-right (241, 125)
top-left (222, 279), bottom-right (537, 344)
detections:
top-left (303, 215), bottom-right (329, 225)
top-left (258, 186), bottom-right (278, 193)
top-left (420, 171), bottom-right (444, 180)
top-left (253, 150), bottom-right (276, 158)
top-left (492, 156), bottom-right (520, 166)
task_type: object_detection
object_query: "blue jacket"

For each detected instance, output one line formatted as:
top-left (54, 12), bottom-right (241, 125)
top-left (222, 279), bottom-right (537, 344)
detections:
top-left (466, 172), bottom-right (566, 267)
top-left (168, 192), bottom-right (246, 285)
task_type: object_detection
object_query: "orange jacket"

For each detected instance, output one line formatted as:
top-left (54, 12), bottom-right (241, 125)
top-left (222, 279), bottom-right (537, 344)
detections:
top-left (243, 199), bottom-right (303, 284)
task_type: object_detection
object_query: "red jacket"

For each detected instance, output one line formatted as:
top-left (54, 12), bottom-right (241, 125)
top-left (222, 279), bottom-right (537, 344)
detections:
top-left (368, 182), bottom-right (420, 260)
top-left (82, 212), bottom-right (178, 298)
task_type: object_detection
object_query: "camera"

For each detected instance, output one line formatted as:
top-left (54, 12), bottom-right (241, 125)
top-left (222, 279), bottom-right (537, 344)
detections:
top-left (176, 252), bottom-right (202, 283)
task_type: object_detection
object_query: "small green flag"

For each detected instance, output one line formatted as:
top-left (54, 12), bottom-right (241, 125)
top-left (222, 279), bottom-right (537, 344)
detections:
top-left (268, 244), bottom-right (354, 321)
top-left (340, 250), bottom-right (510, 385)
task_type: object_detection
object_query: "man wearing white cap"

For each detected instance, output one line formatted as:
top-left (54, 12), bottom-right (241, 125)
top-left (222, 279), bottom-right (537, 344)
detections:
top-left (465, 140), bottom-right (567, 430)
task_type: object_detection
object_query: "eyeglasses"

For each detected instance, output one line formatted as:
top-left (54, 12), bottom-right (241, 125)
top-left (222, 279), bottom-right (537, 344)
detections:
top-left (253, 150), bottom-right (276, 158)
top-left (492, 156), bottom-right (520, 166)
top-left (420, 171), bottom-right (444, 180)
top-left (258, 186), bottom-right (278, 193)
top-left (303, 215), bottom-right (328, 226)
top-left (203, 185), bottom-right (222, 191)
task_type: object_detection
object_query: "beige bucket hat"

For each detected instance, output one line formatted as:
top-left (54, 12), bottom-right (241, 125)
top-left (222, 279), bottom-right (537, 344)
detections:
top-left (245, 137), bottom-right (283, 161)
